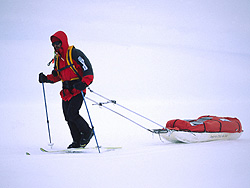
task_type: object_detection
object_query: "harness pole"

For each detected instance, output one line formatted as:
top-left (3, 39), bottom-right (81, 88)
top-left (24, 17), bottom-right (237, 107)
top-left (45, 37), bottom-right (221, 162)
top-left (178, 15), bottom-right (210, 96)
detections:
top-left (86, 97), bottom-right (154, 133)
top-left (88, 88), bottom-right (164, 129)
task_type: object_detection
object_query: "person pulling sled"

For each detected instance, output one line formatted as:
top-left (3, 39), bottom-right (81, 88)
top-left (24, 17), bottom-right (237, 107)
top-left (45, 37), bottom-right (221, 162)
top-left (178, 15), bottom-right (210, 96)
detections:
top-left (38, 31), bottom-right (94, 149)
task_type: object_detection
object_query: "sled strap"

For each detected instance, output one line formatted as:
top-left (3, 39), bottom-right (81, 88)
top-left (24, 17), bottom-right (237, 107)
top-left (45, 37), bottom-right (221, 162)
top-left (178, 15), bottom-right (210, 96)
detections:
top-left (172, 119), bottom-right (179, 128)
top-left (203, 122), bottom-right (207, 132)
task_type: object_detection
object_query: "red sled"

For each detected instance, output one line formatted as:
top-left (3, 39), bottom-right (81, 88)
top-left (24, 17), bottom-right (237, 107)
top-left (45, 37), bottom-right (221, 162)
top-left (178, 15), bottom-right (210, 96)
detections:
top-left (166, 115), bottom-right (242, 133)
top-left (154, 116), bottom-right (243, 143)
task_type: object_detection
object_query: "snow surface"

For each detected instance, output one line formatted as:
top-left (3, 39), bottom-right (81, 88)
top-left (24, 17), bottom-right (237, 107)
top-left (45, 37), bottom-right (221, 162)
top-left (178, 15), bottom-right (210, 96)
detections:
top-left (1, 0), bottom-right (250, 187)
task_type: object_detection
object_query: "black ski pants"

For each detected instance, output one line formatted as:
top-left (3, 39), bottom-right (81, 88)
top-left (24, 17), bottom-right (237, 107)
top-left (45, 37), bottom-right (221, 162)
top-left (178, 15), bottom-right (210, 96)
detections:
top-left (62, 93), bottom-right (90, 143)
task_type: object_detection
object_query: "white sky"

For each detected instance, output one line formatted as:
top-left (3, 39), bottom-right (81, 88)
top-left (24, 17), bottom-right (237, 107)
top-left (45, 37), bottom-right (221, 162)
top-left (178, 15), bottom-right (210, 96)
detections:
top-left (0, 0), bottom-right (249, 105)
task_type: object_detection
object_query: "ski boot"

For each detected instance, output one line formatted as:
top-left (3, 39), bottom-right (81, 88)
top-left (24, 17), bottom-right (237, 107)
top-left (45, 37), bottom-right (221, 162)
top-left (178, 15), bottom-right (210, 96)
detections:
top-left (80, 129), bottom-right (94, 148)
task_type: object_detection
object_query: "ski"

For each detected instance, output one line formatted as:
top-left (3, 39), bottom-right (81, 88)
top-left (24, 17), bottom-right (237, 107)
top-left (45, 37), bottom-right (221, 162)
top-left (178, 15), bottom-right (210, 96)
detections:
top-left (40, 146), bottom-right (122, 154)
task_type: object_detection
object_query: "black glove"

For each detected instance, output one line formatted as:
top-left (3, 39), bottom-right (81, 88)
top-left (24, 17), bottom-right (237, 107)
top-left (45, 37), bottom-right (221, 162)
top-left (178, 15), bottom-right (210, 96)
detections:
top-left (52, 70), bottom-right (58, 77)
top-left (73, 81), bottom-right (87, 91)
top-left (39, 72), bottom-right (47, 83)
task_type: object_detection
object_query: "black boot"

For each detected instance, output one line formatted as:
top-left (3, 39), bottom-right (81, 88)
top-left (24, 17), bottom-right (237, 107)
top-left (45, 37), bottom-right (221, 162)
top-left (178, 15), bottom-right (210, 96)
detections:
top-left (67, 141), bottom-right (80, 149)
top-left (79, 129), bottom-right (94, 148)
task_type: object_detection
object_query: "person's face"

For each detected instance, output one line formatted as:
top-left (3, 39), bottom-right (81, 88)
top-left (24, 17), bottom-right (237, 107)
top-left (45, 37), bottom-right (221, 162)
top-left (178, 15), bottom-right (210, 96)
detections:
top-left (52, 41), bottom-right (62, 50)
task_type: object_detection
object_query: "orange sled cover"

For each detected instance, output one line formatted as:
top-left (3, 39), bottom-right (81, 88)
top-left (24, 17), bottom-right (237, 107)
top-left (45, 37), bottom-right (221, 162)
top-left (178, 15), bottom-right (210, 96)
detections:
top-left (166, 115), bottom-right (242, 133)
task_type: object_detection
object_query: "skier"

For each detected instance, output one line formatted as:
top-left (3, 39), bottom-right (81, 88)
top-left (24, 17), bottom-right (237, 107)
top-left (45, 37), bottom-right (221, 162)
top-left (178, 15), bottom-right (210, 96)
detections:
top-left (38, 31), bottom-right (94, 149)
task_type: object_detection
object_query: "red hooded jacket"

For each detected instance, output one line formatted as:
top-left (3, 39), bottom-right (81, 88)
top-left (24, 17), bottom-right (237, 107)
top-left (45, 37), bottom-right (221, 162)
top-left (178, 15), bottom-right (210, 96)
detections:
top-left (47, 31), bottom-right (94, 101)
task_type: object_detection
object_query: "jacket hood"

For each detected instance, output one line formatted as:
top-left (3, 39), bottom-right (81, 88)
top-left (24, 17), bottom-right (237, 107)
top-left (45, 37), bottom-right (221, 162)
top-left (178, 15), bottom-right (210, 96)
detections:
top-left (50, 31), bottom-right (69, 58)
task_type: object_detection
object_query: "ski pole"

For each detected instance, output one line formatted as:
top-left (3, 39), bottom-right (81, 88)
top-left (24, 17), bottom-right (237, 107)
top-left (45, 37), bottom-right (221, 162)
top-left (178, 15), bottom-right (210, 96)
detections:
top-left (81, 91), bottom-right (101, 153)
top-left (41, 82), bottom-right (54, 148)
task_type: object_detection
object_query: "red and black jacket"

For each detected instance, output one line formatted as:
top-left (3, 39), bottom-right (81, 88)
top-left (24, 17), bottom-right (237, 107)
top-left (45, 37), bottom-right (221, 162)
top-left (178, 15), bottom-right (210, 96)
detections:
top-left (47, 31), bottom-right (94, 101)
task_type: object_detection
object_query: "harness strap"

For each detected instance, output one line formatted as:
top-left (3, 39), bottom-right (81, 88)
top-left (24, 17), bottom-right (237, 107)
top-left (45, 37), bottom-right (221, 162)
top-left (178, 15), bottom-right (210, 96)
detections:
top-left (54, 46), bottom-right (82, 82)
top-left (66, 46), bottom-right (82, 80)
top-left (54, 54), bottom-right (59, 74)
top-left (57, 65), bottom-right (71, 72)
